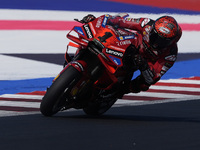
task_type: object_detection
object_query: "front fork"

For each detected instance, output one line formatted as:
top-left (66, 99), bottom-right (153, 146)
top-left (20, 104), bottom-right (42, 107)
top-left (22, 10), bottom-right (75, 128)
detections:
top-left (64, 50), bottom-right (104, 108)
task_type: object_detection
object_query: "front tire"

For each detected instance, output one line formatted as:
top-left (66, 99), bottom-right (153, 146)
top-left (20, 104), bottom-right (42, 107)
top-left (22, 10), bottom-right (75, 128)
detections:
top-left (40, 66), bottom-right (81, 117)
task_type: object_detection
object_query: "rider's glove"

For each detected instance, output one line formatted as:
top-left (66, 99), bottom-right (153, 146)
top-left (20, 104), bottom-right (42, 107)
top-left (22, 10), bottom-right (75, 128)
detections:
top-left (80, 14), bottom-right (96, 23)
top-left (129, 76), bottom-right (150, 93)
top-left (133, 55), bottom-right (156, 85)
top-left (133, 54), bottom-right (148, 71)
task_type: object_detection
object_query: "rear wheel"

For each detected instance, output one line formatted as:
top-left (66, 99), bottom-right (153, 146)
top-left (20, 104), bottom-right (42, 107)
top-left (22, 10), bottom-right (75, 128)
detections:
top-left (40, 66), bottom-right (81, 117)
top-left (83, 91), bottom-right (117, 116)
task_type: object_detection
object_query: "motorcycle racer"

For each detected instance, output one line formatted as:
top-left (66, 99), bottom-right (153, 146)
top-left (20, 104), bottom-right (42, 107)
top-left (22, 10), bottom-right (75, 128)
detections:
top-left (80, 13), bottom-right (182, 94)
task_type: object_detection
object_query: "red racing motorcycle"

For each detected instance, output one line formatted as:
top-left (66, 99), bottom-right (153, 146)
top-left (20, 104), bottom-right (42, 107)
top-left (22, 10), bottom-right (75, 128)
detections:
top-left (40, 14), bottom-right (142, 116)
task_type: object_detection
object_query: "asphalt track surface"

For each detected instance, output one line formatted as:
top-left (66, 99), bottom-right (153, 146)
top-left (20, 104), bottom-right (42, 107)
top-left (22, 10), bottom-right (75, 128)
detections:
top-left (1, 99), bottom-right (200, 150)
top-left (1, 53), bottom-right (200, 150)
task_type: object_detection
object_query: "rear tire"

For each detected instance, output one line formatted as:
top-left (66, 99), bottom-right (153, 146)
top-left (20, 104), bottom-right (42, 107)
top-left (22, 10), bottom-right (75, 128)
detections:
top-left (40, 66), bottom-right (81, 117)
top-left (83, 98), bottom-right (117, 116)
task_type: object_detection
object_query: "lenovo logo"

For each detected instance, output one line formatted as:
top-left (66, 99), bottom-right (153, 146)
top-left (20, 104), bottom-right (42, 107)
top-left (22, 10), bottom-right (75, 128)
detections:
top-left (84, 24), bottom-right (93, 39)
top-left (106, 49), bottom-right (123, 58)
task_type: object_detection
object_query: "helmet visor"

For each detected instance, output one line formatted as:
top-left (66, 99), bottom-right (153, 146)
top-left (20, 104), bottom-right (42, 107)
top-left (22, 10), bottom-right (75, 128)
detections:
top-left (149, 29), bottom-right (171, 49)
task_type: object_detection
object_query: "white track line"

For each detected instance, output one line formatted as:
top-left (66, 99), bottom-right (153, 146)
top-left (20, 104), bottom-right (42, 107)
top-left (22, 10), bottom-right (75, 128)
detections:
top-left (0, 94), bottom-right (43, 100)
top-left (127, 92), bottom-right (200, 99)
top-left (0, 101), bottom-right (40, 108)
top-left (150, 85), bottom-right (200, 92)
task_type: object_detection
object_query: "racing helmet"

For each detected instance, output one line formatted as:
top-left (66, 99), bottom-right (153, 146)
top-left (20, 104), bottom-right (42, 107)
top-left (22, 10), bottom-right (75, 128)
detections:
top-left (149, 16), bottom-right (179, 49)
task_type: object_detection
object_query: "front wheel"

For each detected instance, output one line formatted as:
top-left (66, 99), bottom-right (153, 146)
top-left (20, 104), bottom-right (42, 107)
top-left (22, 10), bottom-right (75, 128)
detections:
top-left (40, 66), bottom-right (81, 117)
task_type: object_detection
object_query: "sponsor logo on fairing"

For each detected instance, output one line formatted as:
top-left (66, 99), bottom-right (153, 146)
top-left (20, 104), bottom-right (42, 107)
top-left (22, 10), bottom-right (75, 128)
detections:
top-left (89, 22), bottom-right (96, 35)
top-left (83, 24), bottom-right (93, 38)
top-left (106, 49), bottom-right (123, 58)
top-left (96, 16), bottom-right (103, 28)
top-left (117, 35), bottom-right (135, 40)
top-left (116, 40), bottom-right (131, 46)
top-left (124, 35), bottom-right (135, 39)
top-left (74, 27), bottom-right (85, 36)
top-left (102, 14), bottom-right (109, 28)
top-left (109, 56), bottom-right (121, 65)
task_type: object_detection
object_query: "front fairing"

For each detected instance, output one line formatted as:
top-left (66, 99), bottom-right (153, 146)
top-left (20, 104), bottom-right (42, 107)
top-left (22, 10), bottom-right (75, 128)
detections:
top-left (67, 14), bottom-right (141, 74)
